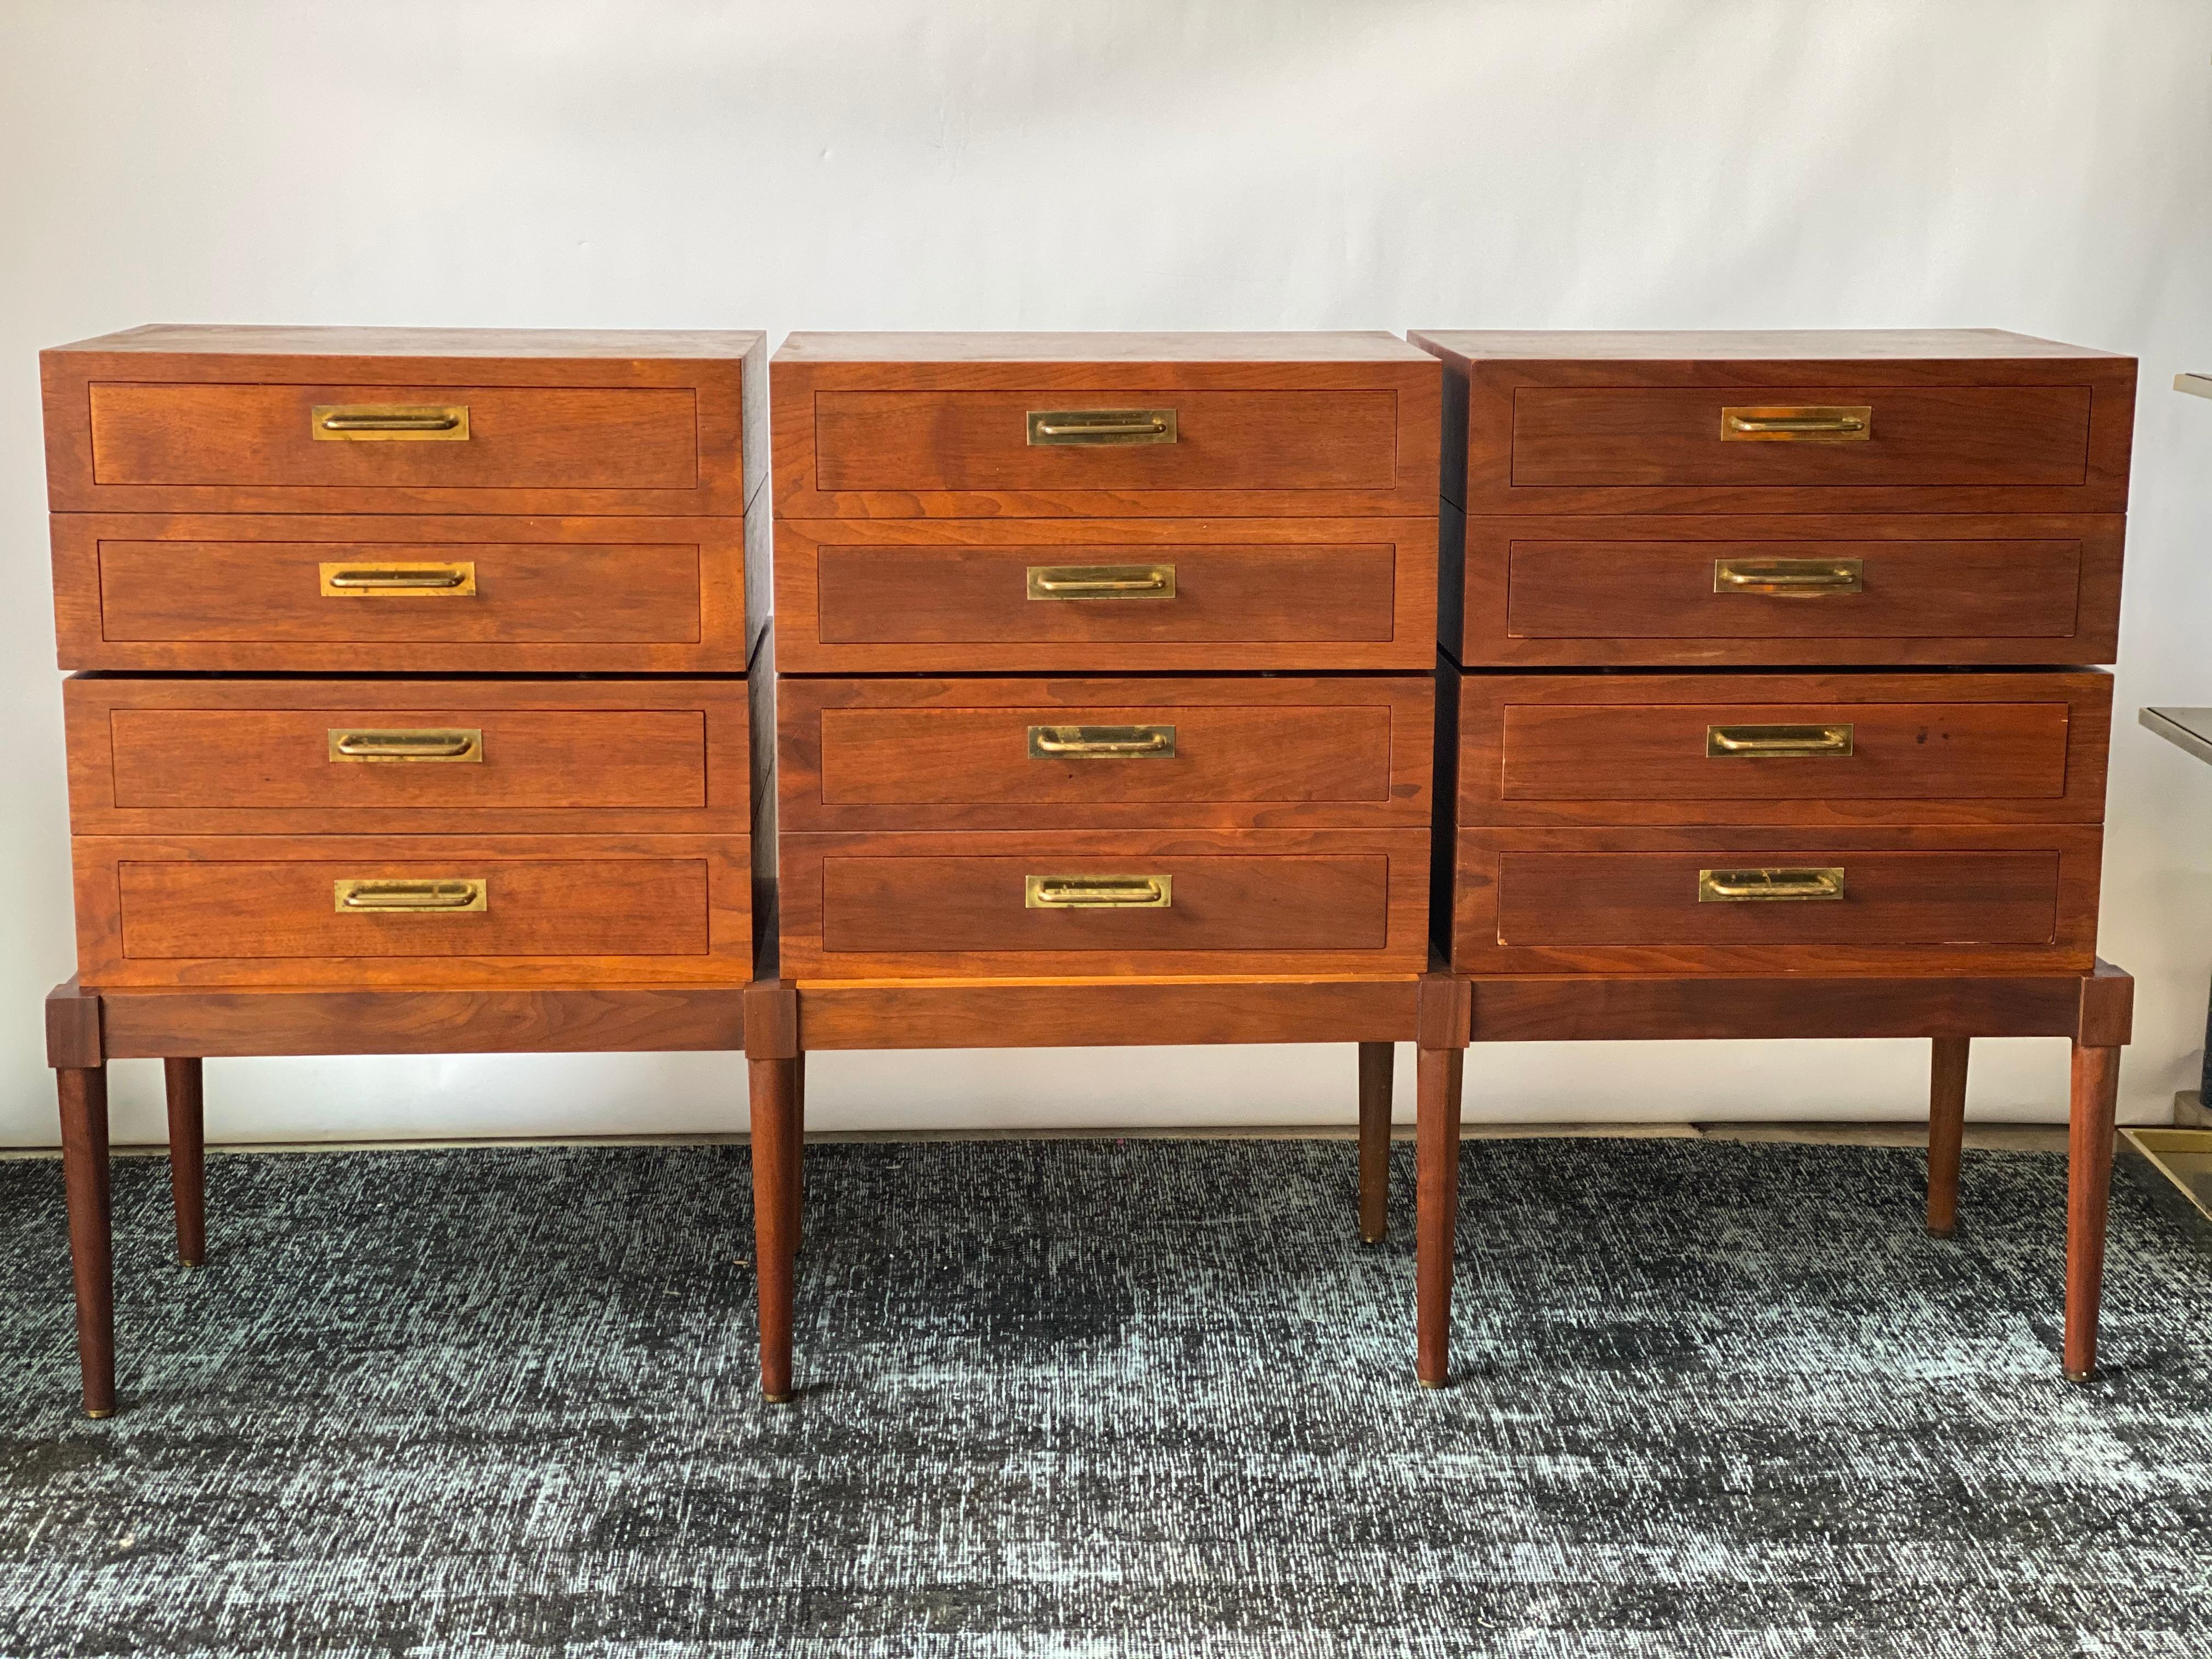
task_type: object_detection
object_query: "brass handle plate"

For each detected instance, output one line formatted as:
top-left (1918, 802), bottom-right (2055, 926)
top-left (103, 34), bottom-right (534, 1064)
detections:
top-left (334, 877), bottom-right (487, 913)
top-left (1713, 558), bottom-right (1864, 595)
top-left (312, 403), bottom-right (471, 440)
top-left (1024, 874), bottom-right (1173, 909)
top-left (1028, 724), bottom-right (1176, 760)
top-left (1706, 723), bottom-right (1855, 758)
top-left (1720, 405), bottom-right (1872, 442)
top-left (1027, 409), bottom-right (1177, 446)
top-left (319, 562), bottom-right (477, 597)
top-left (1027, 564), bottom-right (1176, 600)
top-left (1697, 867), bottom-right (1846, 902)
top-left (328, 728), bottom-right (484, 763)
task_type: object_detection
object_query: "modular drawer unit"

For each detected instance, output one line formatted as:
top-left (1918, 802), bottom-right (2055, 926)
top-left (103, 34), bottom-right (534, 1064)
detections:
top-left (771, 333), bottom-right (1441, 980)
top-left (1411, 329), bottom-right (2134, 978)
top-left (42, 326), bottom-right (766, 989)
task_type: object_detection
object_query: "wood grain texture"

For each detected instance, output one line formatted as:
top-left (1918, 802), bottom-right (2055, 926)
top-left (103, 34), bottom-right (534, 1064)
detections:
top-left (52, 513), bottom-right (747, 673)
top-left (1461, 970), bottom-right (2108, 1042)
top-left (1451, 510), bottom-right (2124, 668)
top-left (57, 1063), bottom-right (114, 1418)
top-left (72, 833), bottom-right (751, 988)
top-left (99, 987), bottom-right (747, 1057)
top-left (1408, 331), bottom-right (2135, 516)
top-left (772, 341), bottom-right (1439, 519)
top-left (1926, 1036), bottom-right (1970, 1237)
top-left (1414, 1042), bottom-right (1463, 1389)
top-left (777, 675), bottom-right (1432, 832)
top-left (163, 1057), bottom-right (205, 1267)
top-left (1357, 1041), bottom-right (1393, 1243)
top-left (2078, 959), bottom-right (2136, 1047)
top-left (780, 828), bottom-right (1430, 980)
top-left (774, 516), bottom-right (1437, 673)
top-left (751, 1053), bottom-right (801, 1402)
top-left (790, 975), bottom-right (1420, 1050)
top-left (1452, 823), bottom-right (2102, 974)
top-left (1453, 668), bottom-right (2112, 827)
top-left (44, 335), bottom-right (764, 517)
top-left (2065, 1040), bottom-right (2121, 1380)
top-left (45, 979), bottom-right (103, 1068)
top-left (65, 676), bottom-right (749, 836)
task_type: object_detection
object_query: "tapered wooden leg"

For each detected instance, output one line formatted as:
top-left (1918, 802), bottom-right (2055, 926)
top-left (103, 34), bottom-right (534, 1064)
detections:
top-left (1357, 1041), bottom-right (1393, 1244)
top-left (1926, 1036), bottom-right (1970, 1237)
top-left (57, 1065), bottom-right (115, 1419)
top-left (164, 1057), bottom-right (206, 1268)
top-left (1414, 1044), bottom-right (1464, 1389)
top-left (2064, 1042), bottom-right (2121, 1381)
top-left (787, 1052), bottom-right (806, 1251)
top-left (751, 1054), bottom-right (801, 1403)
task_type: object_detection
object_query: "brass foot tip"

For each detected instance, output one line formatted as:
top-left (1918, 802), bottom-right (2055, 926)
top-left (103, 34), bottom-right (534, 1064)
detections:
top-left (1418, 1376), bottom-right (1448, 1390)
top-left (179, 1257), bottom-right (202, 1269)
top-left (1923, 1224), bottom-right (1955, 1240)
top-left (84, 1407), bottom-right (114, 1420)
top-left (763, 1390), bottom-right (796, 1406)
top-left (2064, 1366), bottom-right (2095, 1384)
top-left (1360, 1232), bottom-right (1386, 1246)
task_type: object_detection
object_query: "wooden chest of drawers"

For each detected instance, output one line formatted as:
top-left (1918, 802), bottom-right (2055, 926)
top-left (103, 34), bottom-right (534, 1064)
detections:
top-left (1414, 329), bottom-right (2135, 977)
top-left (770, 333), bottom-right (1441, 981)
top-left (1407, 326), bottom-right (2138, 1389)
top-left (43, 326), bottom-right (766, 990)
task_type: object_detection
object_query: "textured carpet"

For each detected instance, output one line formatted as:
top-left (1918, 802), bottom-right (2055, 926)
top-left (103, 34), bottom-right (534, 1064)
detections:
top-left (2, 1135), bottom-right (2210, 1658)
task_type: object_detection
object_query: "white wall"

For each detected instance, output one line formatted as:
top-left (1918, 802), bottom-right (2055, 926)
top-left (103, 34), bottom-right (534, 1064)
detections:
top-left (2, 1), bottom-right (2208, 1146)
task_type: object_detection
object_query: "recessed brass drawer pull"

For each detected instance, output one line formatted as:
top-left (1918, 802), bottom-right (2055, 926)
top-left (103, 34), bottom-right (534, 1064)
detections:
top-left (327, 728), bottom-right (484, 763)
top-left (1720, 405), bottom-right (1873, 442)
top-left (1026, 409), bottom-right (1178, 446)
top-left (1024, 874), bottom-right (1173, 909)
top-left (1028, 724), bottom-right (1176, 759)
top-left (333, 877), bottom-right (487, 913)
top-left (1705, 723), bottom-right (1855, 758)
top-left (319, 562), bottom-right (477, 597)
top-left (312, 403), bottom-right (471, 440)
top-left (1713, 558), bottom-right (1864, 595)
top-left (1697, 867), bottom-right (1846, 902)
top-left (1026, 564), bottom-right (1176, 600)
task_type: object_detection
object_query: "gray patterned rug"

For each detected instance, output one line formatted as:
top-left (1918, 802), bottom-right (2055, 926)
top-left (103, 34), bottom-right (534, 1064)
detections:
top-left (2, 1133), bottom-right (2209, 1658)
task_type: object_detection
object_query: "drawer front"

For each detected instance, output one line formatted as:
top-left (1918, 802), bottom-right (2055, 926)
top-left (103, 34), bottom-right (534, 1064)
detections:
top-left (1510, 385), bottom-right (2092, 492)
top-left (74, 835), bottom-right (752, 988)
top-left (772, 352), bottom-right (1441, 518)
top-left (780, 829), bottom-right (1430, 979)
top-left (52, 515), bottom-right (746, 672)
top-left (65, 679), bottom-right (747, 834)
top-left (814, 390), bottom-right (1399, 494)
top-left (42, 342), bottom-right (758, 515)
top-left (1457, 670), bottom-right (2110, 827)
top-left (780, 676), bottom-right (1432, 831)
top-left (1445, 349), bottom-right (2136, 516)
top-left (1451, 827), bottom-right (2099, 974)
top-left (777, 518), bottom-right (1437, 672)
top-left (1460, 514), bottom-right (2124, 667)
top-left (89, 383), bottom-right (698, 493)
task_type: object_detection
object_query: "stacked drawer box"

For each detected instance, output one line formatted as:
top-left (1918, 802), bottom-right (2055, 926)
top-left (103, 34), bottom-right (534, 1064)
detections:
top-left (42, 326), bottom-right (764, 988)
top-left (1409, 329), bottom-right (2135, 974)
top-left (770, 334), bottom-right (1441, 979)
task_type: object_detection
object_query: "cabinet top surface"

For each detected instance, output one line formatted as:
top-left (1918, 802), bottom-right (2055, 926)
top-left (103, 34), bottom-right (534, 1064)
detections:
top-left (1408, 328), bottom-right (2130, 367)
top-left (777, 331), bottom-right (1433, 364)
top-left (44, 324), bottom-right (767, 359)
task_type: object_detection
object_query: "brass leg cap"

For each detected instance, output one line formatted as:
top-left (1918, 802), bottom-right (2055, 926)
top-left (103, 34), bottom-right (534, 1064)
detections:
top-left (1418, 1376), bottom-right (1448, 1390)
top-left (1923, 1224), bottom-right (1955, 1240)
top-left (1360, 1232), bottom-right (1386, 1246)
top-left (84, 1407), bottom-right (114, 1420)
top-left (763, 1390), bottom-right (796, 1405)
top-left (2064, 1366), bottom-right (2095, 1384)
top-left (179, 1257), bottom-right (202, 1269)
